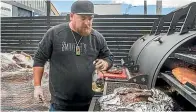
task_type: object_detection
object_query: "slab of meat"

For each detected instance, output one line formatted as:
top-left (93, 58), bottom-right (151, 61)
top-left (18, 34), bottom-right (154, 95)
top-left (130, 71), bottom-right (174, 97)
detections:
top-left (119, 90), bottom-right (152, 106)
top-left (172, 67), bottom-right (196, 86)
top-left (114, 88), bottom-right (152, 106)
top-left (107, 66), bottom-right (123, 74)
top-left (115, 88), bottom-right (147, 95)
top-left (99, 87), bottom-right (174, 111)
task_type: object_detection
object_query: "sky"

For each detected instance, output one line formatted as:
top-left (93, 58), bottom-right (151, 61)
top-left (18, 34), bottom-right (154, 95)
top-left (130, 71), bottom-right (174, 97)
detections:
top-left (51, 0), bottom-right (196, 15)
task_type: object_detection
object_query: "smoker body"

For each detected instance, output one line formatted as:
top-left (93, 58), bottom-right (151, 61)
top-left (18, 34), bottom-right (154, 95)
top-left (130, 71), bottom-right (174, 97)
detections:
top-left (89, 2), bottom-right (196, 111)
top-left (137, 32), bottom-right (196, 88)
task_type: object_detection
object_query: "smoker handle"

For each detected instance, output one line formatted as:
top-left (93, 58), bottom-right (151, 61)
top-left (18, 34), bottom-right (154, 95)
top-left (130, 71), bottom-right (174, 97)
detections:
top-left (140, 36), bottom-right (146, 41)
top-left (153, 37), bottom-right (163, 44)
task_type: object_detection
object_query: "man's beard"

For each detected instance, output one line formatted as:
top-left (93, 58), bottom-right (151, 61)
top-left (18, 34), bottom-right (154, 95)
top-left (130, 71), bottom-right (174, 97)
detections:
top-left (77, 27), bottom-right (92, 37)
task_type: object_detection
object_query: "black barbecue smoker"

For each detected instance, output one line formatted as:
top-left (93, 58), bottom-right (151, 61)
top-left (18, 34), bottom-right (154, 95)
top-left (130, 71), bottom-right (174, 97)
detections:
top-left (89, 2), bottom-right (196, 111)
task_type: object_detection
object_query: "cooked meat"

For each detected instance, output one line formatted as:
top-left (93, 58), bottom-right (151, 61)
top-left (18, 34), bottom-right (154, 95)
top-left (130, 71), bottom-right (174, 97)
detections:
top-left (107, 67), bottom-right (123, 74)
top-left (116, 88), bottom-right (147, 95)
top-left (120, 93), bottom-right (151, 105)
top-left (172, 67), bottom-right (196, 86)
top-left (99, 87), bottom-right (174, 111)
top-left (116, 88), bottom-right (153, 105)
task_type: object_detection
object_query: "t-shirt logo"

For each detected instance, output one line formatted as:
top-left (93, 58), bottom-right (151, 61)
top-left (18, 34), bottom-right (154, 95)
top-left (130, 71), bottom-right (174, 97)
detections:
top-left (61, 41), bottom-right (87, 54)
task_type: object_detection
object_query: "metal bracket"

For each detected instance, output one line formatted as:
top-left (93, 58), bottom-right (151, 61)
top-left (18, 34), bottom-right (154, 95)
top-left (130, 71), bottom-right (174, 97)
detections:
top-left (180, 4), bottom-right (196, 34)
top-left (155, 11), bottom-right (175, 35)
top-left (140, 36), bottom-right (146, 42)
top-left (150, 19), bottom-right (160, 35)
top-left (121, 57), bottom-right (139, 73)
top-left (127, 74), bottom-right (148, 85)
top-left (167, 2), bottom-right (196, 35)
top-left (153, 37), bottom-right (163, 44)
top-left (127, 65), bottom-right (139, 73)
top-left (167, 7), bottom-right (189, 35)
top-left (123, 61), bottom-right (134, 67)
top-left (155, 2), bottom-right (196, 35)
top-left (121, 57), bottom-right (134, 67)
top-left (184, 82), bottom-right (196, 95)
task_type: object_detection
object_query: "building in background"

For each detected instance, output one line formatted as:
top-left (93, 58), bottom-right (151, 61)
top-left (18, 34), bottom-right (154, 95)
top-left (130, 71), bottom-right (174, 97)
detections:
top-left (1, 2), bottom-right (12, 17)
top-left (59, 3), bottom-right (121, 16)
top-left (94, 4), bottom-right (121, 15)
top-left (1, 0), bottom-right (59, 17)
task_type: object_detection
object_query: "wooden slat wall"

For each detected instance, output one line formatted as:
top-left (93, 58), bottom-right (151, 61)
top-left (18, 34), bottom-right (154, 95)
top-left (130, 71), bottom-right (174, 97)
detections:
top-left (1, 16), bottom-right (67, 54)
top-left (93, 15), bottom-right (162, 64)
top-left (1, 15), bottom-right (163, 65)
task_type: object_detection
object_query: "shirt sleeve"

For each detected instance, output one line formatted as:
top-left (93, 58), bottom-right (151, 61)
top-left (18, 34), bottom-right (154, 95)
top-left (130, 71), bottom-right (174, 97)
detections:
top-left (33, 28), bottom-right (54, 67)
top-left (97, 33), bottom-right (114, 70)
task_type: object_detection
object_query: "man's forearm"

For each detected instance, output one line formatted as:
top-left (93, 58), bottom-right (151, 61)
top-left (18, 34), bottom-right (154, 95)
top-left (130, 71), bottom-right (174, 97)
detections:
top-left (33, 67), bottom-right (44, 86)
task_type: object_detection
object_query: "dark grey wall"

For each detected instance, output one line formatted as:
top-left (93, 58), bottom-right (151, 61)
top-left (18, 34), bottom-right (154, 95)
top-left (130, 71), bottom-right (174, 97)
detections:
top-left (1, 15), bottom-right (162, 65)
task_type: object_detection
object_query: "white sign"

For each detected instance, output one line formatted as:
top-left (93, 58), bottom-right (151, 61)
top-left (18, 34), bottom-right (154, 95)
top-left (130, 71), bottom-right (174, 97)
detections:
top-left (94, 4), bottom-right (121, 15)
top-left (0, 2), bottom-right (12, 17)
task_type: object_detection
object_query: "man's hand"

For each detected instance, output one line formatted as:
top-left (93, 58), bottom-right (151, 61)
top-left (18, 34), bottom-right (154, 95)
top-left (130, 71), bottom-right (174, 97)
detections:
top-left (34, 86), bottom-right (45, 103)
top-left (93, 59), bottom-right (109, 71)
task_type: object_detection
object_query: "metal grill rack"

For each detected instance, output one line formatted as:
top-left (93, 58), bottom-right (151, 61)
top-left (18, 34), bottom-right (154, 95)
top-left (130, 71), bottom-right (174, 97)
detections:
top-left (175, 53), bottom-right (196, 65)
